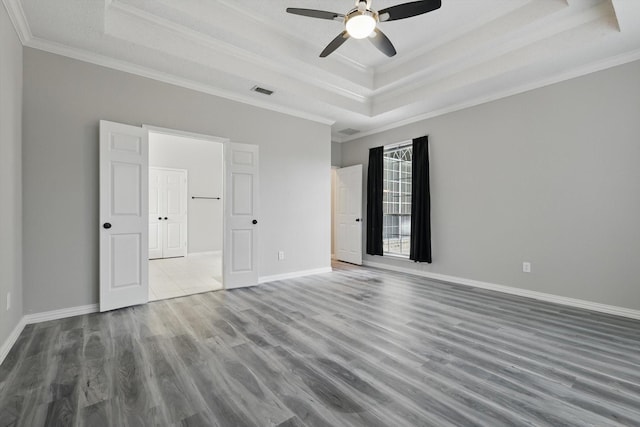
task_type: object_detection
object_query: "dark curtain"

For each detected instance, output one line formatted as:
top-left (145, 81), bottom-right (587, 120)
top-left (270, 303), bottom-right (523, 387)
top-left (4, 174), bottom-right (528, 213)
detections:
top-left (410, 136), bottom-right (432, 263)
top-left (366, 146), bottom-right (384, 255)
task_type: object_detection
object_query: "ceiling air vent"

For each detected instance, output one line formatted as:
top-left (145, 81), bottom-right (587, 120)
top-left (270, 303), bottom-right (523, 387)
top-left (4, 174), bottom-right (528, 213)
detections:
top-left (339, 128), bottom-right (360, 136)
top-left (251, 85), bottom-right (274, 96)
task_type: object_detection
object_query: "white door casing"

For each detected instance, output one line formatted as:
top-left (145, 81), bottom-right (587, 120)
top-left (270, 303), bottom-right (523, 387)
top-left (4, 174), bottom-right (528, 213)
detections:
top-left (224, 142), bottom-right (259, 289)
top-left (99, 120), bottom-right (149, 312)
top-left (335, 164), bottom-right (363, 265)
top-left (148, 168), bottom-right (162, 259)
top-left (148, 167), bottom-right (188, 259)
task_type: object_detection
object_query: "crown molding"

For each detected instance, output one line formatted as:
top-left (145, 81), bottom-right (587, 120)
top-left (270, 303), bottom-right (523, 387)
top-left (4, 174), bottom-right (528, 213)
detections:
top-left (212, 0), bottom-right (371, 74)
top-left (375, 0), bottom-right (540, 76)
top-left (1, 0), bottom-right (31, 43)
top-left (11, 0), bottom-right (640, 140)
top-left (109, 0), bottom-right (373, 98)
top-left (25, 37), bottom-right (336, 126)
top-left (373, 1), bottom-right (613, 96)
top-left (339, 47), bottom-right (640, 142)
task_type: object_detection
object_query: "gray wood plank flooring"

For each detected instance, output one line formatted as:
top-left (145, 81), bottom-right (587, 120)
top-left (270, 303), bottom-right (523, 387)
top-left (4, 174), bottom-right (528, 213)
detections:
top-left (1, 262), bottom-right (640, 426)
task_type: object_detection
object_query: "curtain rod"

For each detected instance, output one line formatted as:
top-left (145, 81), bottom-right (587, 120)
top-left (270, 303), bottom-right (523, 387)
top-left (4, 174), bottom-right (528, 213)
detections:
top-left (385, 140), bottom-right (412, 150)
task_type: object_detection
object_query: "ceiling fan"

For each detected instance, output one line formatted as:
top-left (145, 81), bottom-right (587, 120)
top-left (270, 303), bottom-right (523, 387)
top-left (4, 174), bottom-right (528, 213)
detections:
top-left (286, 0), bottom-right (442, 58)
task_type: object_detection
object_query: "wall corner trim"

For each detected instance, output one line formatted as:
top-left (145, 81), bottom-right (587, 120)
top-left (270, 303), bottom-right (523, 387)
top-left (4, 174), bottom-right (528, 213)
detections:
top-left (363, 261), bottom-right (640, 321)
top-left (0, 317), bottom-right (27, 366)
top-left (24, 37), bottom-right (336, 126)
top-left (0, 304), bottom-right (99, 365)
top-left (1, 0), bottom-right (32, 43)
top-left (258, 267), bottom-right (332, 284)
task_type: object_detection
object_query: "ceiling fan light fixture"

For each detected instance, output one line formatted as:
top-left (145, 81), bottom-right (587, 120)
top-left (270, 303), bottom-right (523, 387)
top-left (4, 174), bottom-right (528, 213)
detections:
top-left (286, 0), bottom-right (442, 57)
top-left (345, 11), bottom-right (376, 39)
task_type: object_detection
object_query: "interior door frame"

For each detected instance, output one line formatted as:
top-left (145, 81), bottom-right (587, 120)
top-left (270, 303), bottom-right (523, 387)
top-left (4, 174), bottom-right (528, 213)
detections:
top-left (144, 125), bottom-right (229, 288)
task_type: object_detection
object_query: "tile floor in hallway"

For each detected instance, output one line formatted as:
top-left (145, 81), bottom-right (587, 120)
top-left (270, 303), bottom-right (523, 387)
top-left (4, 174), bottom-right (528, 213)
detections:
top-left (149, 252), bottom-right (223, 301)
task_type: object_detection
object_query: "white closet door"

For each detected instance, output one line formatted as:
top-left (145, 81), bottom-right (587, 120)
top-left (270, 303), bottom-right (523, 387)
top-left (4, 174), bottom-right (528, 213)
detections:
top-left (162, 169), bottom-right (188, 258)
top-left (148, 167), bottom-right (188, 259)
top-left (99, 120), bottom-right (149, 312)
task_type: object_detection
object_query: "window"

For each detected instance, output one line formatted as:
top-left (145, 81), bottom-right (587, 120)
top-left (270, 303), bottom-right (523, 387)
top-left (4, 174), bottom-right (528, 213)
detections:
top-left (383, 143), bottom-right (412, 256)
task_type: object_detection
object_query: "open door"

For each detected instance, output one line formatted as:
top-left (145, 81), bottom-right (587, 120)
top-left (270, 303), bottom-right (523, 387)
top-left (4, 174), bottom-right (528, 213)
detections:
top-left (99, 120), bottom-right (149, 311)
top-left (224, 142), bottom-right (259, 289)
top-left (335, 164), bottom-right (363, 265)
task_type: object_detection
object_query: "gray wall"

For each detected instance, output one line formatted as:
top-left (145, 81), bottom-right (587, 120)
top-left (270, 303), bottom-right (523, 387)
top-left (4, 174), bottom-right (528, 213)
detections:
top-left (331, 142), bottom-right (342, 167)
top-left (342, 59), bottom-right (640, 311)
top-left (23, 48), bottom-right (331, 314)
top-left (149, 132), bottom-right (223, 254)
top-left (0, 4), bottom-right (23, 347)
top-left (330, 143), bottom-right (341, 256)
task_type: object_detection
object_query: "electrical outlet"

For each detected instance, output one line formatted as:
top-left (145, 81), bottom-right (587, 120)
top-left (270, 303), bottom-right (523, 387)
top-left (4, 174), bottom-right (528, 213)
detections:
top-left (278, 251), bottom-right (285, 261)
top-left (522, 262), bottom-right (531, 273)
top-left (6, 292), bottom-right (11, 311)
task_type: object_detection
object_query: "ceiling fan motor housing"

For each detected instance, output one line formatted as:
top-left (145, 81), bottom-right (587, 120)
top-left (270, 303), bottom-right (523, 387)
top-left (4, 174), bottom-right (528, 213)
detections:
top-left (345, 8), bottom-right (378, 39)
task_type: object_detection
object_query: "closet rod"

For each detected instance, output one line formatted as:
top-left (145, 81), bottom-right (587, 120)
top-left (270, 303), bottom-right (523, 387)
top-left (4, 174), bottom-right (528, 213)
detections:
top-left (191, 196), bottom-right (221, 200)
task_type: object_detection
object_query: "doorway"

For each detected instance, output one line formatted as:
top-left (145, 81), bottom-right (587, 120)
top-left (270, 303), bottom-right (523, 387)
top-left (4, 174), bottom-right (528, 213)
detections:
top-left (99, 120), bottom-right (260, 312)
top-left (147, 130), bottom-right (224, 301)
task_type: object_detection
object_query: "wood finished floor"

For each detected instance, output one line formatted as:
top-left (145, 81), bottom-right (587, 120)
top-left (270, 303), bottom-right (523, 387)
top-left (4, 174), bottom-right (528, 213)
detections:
top-left (1, 262), bottom-right (640, 426)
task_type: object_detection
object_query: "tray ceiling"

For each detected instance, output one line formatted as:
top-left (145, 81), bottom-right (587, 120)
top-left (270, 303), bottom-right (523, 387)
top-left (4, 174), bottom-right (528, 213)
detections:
top-left (4, 0), bottom-right (640, 141)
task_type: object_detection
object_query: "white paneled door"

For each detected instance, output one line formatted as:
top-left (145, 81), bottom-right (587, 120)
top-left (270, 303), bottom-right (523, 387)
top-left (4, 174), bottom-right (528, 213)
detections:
top-left (99, 120), bottom-right (149, 312)
top-left (336, 164), bottom-right (363, 265)
top-left (224, 143), bottom-right (259, 289)
top-left (148, 167), bottom-right (188, 259)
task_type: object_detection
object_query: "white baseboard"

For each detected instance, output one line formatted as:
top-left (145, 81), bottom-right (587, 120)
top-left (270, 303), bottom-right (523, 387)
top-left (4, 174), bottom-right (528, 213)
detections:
top-left (24, 303), bottom-right (99, 324)
top-left (6, 259), bottom-right (636, 367)
top-left (0, 266), bottom-right (326, 364)
top-left (259, 266), bottom-right (332, 284)
top-left (0, 303), bottom-right (99, 366)
top-left (363, 261), bottom-right (640, 320)
top-left (187, 250), bottom-right (222, 257)
top-left (0, 317), bottom-right (27, 367)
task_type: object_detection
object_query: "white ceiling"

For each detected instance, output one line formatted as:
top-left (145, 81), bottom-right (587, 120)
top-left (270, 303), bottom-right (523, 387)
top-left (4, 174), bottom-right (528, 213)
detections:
top-left (4, 0), bottom-right (640, 141)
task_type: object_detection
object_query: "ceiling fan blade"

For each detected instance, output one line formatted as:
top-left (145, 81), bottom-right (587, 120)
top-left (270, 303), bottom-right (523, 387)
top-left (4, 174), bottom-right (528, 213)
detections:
top-left (286, 8), bottom-right (344, 21)
top-left (378, 0), bottom-right (441, 22)
top-left (369, 28), bottom-right (396, 57)
top-left (320, 31), bottom-right (350, 57)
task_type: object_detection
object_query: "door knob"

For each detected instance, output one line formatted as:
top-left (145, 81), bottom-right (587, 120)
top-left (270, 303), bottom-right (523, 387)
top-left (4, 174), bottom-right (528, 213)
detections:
top-left (355, 218), bottom-right (361, 222)
top-left (164, 217), bottom-right (168, 220)
top-left (158, 217), bottom-right (162, 220)
top-left (103, 223), bottom-right (112, 229)
top-left (252, 219), bottom-right (258, 224)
